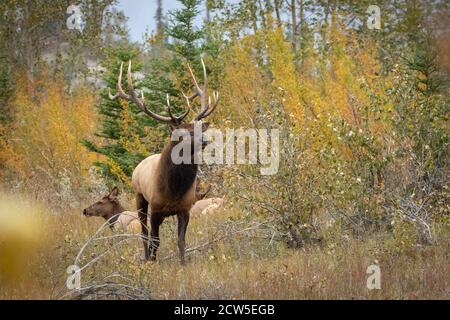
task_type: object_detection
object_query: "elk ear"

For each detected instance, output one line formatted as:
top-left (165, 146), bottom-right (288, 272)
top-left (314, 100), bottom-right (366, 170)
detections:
top-left (109, 186), bottom-right (119, 200)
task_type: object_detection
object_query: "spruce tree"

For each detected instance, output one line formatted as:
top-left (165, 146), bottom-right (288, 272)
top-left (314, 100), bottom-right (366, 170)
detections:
top-left (165, 0), bottom-right (211, 103)
top-left (155, 0), bottom-right (165, 42)
top-left (82, 45), bottom-right (170, 186)
top-left (167, 0), bottom-right (203, 64)
top-left (83, 0), bottom-right (207, 186)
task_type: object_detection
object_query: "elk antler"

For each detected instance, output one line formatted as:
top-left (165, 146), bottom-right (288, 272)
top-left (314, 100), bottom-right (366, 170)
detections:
top-left (184, 58), bottom-right (219, 121)
top-left (109, 61), bottom-right (190, 124)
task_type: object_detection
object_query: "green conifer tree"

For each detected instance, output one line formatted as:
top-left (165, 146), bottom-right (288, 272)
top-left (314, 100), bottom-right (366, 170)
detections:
top-left (83, 0), bottom-right (208, 185)
top-left (82, 45), bottom-right (169, 185)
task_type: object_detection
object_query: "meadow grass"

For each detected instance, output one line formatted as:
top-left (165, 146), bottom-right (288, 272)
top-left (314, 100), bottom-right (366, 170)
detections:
top-left (0, 194), bottom-right (448, 300)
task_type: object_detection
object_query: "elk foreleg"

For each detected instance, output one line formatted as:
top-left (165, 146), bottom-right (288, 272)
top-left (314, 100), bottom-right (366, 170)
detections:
top-left (149, 212), bottom-right (165, 261)
top-left (177, 211), bottom-right (190, 265)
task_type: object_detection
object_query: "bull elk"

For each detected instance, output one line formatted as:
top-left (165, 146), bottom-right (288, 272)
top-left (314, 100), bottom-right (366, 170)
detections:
top-left (109, 59), bottom-right (218, 264)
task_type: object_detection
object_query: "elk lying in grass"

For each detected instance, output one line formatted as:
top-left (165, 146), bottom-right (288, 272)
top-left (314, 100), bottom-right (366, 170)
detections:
top-left (83, 187), bottom-right (141, 233)
top-left (195, 182), bottom-right (211, 201)
top-left (191, 183), bottom-right (224, 217)
top-left (109, 59), bottom-right (218, 264)
top-left (190, 197), bottom-right (224, 218)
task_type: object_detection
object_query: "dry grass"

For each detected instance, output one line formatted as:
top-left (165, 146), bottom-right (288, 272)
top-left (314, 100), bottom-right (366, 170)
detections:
top-left (0, 193), bottom-right (448, 300)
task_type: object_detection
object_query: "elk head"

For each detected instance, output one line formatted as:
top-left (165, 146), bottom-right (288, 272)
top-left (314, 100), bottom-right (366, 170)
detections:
top-left (83, 187), bottom-right (122, 220)
top-left (108, 58), bottom-right (219, 154)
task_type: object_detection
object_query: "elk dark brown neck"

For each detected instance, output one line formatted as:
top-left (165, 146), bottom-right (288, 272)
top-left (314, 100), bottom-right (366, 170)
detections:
top-left (158, 139), bottom-right (198, 199)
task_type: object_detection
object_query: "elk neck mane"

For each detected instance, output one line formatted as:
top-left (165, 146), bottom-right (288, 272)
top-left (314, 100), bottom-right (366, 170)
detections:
top-left (157, 139), bottom-right (198, 199)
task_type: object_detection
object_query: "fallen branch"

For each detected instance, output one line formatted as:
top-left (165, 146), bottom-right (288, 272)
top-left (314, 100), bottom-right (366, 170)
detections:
top-left (60, 273), bottom-right (151, 300)
top-left (161, 218), bottom-right (277, 261)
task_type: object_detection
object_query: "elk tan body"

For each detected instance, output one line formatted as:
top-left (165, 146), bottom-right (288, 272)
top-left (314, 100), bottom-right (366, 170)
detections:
top-left (115, 211), bottom-right (140, 233)
top-left (132, 154), bottom-right (197, 213)
top-left (190, 197), bottom-right (224, 217)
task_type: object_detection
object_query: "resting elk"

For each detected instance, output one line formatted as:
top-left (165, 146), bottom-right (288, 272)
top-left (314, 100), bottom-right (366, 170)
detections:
top-left (83, 187), bottom-right (141, 233)
top-left (109, 59), bottom-right (218, 264)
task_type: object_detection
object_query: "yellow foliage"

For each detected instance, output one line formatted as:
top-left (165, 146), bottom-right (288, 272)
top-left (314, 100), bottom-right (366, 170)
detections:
top-left (7, 72), bottom-right (97, 187)
top-left (219, 22), bottom-right (392, 165)
top-left (118, 99), bottom-right (148, 156)
top-left (0, 124), bottom-right (21, 177)
top-left (301, 24), bottom-right (388, 161)
top-left (218, 35), bottom-right (269, 127)
top-left (0, 193), bottom-right (46, 282)
top-left (105, 157), bottom-right (132, 188)
top-left (265, 26), bottom-right (306, 122)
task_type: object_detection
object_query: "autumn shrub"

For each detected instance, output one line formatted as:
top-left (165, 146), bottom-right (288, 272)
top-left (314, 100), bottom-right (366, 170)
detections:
top-left (213, 21), bottom-right (449, 250)
top-left (2, 71), bottom-right (102, 208)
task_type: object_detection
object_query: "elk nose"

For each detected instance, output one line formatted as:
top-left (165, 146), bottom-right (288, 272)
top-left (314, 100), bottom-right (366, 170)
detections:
top-left (83, 209), bottom-right (87, 216)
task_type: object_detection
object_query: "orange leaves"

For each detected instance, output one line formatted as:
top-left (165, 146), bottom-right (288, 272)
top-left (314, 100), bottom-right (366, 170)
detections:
top-left (7, 71), bottom-right (97, 186)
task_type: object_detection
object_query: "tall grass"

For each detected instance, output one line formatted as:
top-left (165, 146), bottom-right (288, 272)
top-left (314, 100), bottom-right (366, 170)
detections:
top-left (0, 192), bottom-right (448, 300)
